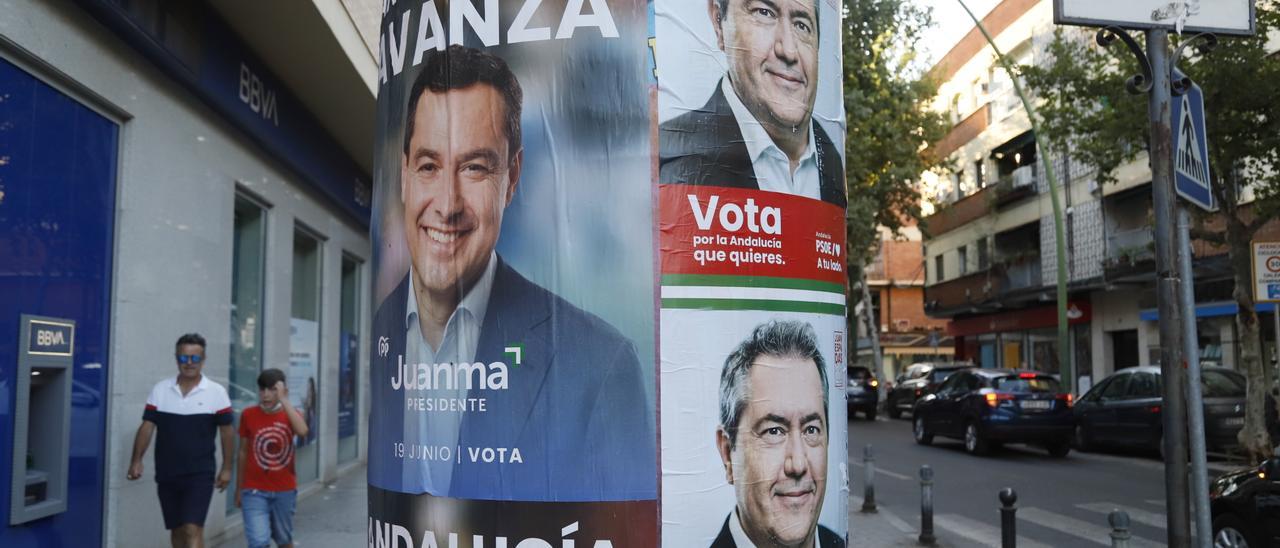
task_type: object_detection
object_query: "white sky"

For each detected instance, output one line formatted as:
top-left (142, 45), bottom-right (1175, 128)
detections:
top-left (916, 0), bottom-right (1002, 65)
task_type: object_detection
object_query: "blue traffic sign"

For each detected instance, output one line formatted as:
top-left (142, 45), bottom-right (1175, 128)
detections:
top-left (1172, 79), bottom-right (1214, 211)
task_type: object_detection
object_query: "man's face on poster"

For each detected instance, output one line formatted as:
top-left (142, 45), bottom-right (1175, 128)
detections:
top-left (401, 84), bottom-right (521, 298)
top-left (723, 354), bottom-right (828, 546)
top-left (711, 0), bottom-right (819, 131)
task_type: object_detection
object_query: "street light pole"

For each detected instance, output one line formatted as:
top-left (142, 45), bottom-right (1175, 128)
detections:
top-left (1145, 29), bottom-right (1192, 548)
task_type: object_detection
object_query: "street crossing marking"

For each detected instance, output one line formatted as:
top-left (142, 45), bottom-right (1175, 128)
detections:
top-left (849, 460), bottom-right (912, 481)
top-left (1144, 499), bottom-right (1165, 507)
top-left (1019, 507), bottom-right (1164, 548)
top-left (1076, 502), bottom-right (1168, 531)
top-left (934, 514), bottom-right (1053, 548)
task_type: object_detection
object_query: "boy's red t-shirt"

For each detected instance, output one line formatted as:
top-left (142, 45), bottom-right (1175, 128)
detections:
top-left (238, 405), bottom-right (298, 491)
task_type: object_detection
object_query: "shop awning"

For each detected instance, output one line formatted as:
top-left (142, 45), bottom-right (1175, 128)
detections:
top-left (1139, 301), bottom-right (1279, 322)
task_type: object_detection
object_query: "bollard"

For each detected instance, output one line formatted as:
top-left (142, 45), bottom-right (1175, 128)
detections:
top-left (861, 445), bottom-right (877, 513)
top-left (999, 488), bottom-right (1018, 548)
top-left (919, 465), bottom-right (936, 546)
top-left (1109, 510), bottom-right (1131, 548)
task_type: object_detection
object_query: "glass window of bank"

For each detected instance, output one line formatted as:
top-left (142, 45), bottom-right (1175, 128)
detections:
top-left (292, 227), bottom-right (323, 484)
top-left (338, 255), bottom-right (362, 464)
top-left (228, 193), bottom-right (267, 514)
top-left (229, 195), bottom-right (267, 410)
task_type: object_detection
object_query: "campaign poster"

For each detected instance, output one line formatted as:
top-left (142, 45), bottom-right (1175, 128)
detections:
top-left (289, 317), bottom-right (320, 446)
top-left (367, 0), bottom-right (658, 545)
top-left (656, 0), bottom-right (850, 546)
top-left (339, 330), bottom-right (357, 439)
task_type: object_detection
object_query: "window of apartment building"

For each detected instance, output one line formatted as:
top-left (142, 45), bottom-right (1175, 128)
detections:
top-left (977, 238), bottom-right (990, 270)
top-left (950, 94), bottom-right (961, 124)
top-left (970, 77), bottom-right (983, 112)
top-left (292, 226), bottom-right (324, 485)
top-left (953, 171), bottom-right (965, 200)
top-left (934, 254), bottom-right (945, 282)
top-left (958, 245), bottom-right (968, 276)
top-left (974, 160), bottom-right (985, 189)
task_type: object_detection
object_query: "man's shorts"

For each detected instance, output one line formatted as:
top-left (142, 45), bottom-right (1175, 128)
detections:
top-left (157, 475), bottom-right (215, 530)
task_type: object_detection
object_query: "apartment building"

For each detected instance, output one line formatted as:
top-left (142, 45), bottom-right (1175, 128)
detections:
top-left (858, 225), bottom-right (951, 381)
top-left (919, 0), bottom-right (1280, 393)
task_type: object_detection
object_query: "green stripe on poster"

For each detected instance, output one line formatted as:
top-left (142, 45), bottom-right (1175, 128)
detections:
top-left (661, 274), bottom-right (844, 294)
top-left (661, 298), bottom-right (845, 315)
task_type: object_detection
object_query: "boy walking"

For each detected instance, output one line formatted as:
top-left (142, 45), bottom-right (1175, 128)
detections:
top-left (236, 369), bottom-right (309, 548)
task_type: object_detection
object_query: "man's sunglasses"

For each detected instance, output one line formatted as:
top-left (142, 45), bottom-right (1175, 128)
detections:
top-left (175, 354), bottom-right (204, 364)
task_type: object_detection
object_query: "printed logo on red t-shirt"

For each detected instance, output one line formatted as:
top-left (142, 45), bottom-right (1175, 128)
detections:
top-left (252, 421), bottom-right (294, 472)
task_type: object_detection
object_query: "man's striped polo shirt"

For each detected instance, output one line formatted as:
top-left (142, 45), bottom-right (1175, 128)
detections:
top-left (143, 375), bottom-right (234, 481)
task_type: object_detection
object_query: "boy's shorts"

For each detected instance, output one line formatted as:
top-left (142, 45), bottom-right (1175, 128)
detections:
top-left (156, 475), bottom-right (214, 530)
top-left (241, 488), bottom-right (297, 548)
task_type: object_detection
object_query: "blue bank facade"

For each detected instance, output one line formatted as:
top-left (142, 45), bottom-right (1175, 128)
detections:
top-left (0, 1), bottom-right (376, 545)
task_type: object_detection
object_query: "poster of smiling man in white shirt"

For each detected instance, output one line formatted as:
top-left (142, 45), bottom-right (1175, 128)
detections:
top-left (658, 0), bottom-right (847, 209)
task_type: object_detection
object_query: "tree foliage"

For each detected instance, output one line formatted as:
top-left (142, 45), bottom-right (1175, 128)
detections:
top-left (842, 0), bottom-right (950, 269)
top-left (1022, 2), bottom-right (1280, 460)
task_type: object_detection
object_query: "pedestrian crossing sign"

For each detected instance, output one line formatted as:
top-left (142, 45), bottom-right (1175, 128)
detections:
top-left (1173, 81), bottom-right (1215, 211)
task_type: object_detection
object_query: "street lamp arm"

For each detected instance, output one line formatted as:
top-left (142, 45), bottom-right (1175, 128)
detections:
top-left (1095, 27), bottom-right (1155, 95)
top-left (1171, 33), bottom-right (1219, 95)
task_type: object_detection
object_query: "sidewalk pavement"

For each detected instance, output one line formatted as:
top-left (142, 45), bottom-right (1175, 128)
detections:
top-left (851, 494), bottom-right (978, 548)
top-left (212, 465), bottom-right (973, 548)
top-left (214, 464), bottom-right (366, 548)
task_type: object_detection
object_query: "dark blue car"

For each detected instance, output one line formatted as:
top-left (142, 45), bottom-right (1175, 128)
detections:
top-left (912, 369), bottom-right (1075, 457)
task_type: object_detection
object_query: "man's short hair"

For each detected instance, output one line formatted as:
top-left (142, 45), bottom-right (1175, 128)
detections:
top-left (714, 0), bottom-right (820, 36)
top-left (175, 333), bottom-right (206, 350)
top-left (402, 45), bottom-right (524, 159)
top-left (257, 368), bottom-right (286, 390)
top-left (718, 320), bottom-right (829, 448)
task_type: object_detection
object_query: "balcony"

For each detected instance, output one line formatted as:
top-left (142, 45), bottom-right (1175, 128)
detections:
top-left (924, 269), bottom-right (1005, 316)
top-left (1102, 227), bottom-right (1156, 280)
top-left (924, 186), bottom-right (994, 237)
top-left (992, 164), bottom-right (1039, 209)
top-left (999, 255), bottom-right (1042, 291)
top-left (932, 104), bottom-right (990, 160)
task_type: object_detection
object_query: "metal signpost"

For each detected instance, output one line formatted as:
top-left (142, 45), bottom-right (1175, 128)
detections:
top-left (1054, 2), bottom-right (1255, 547)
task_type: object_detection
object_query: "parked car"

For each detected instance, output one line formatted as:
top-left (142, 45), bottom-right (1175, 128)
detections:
top-left (1210, 458), bottom-right (1280, 547)
top-left (912, 369), bottom-right (1075, 457)
top-left (847, 366), bottom-right (880, 420)
top-left (1073, 366), bottom-right (1257, 457)
top-left (886, 362), bottom-right (972, 419)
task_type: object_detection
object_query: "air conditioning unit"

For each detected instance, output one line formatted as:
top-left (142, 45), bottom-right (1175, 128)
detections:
top-left (1011, 164), bottom-right (1035, 188)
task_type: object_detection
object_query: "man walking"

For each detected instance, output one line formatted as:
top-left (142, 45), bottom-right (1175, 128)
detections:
top-left (127, 333), bottom-right (235, 548)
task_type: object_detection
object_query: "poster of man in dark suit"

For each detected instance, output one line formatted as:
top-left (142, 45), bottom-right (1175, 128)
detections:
top-left (712, 320), bottom-right (844, 548)
top-left (659, 0), bottom-right (846, 209)
top-left (367, 45), bottom-right (656, 503)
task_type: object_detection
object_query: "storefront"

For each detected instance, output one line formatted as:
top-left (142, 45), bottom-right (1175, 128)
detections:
top-left (950, 301), bottom-right (1093, 380)
top-left (1138, 301), bottom-right (1280, 372)
top-left (0, 1), bottom-right (374, 546)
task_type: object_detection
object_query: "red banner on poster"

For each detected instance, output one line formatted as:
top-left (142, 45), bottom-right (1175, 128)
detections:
top-left (659, 185), bottom-right (846, 285)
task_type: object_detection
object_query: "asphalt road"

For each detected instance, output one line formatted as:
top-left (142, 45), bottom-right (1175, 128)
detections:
top-left (848, 415), bottom-right (1238, 547)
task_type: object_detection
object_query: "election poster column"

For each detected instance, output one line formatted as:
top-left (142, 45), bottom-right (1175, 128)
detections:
top-left (367, 1), bottom-right (658, 546)
top-left (656, 0), bottom-right (850, 546)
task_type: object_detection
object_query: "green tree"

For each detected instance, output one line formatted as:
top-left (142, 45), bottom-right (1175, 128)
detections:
top-left (1023, 3), bottom-right (1280, 460)
top-left (842, 0), bottom-right (950, 378)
